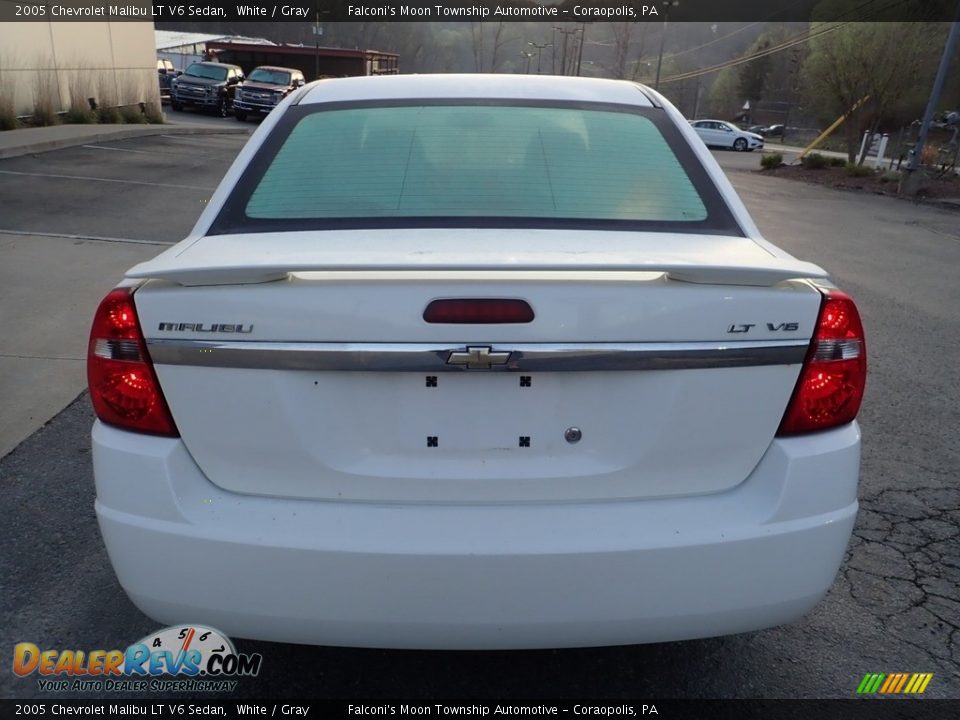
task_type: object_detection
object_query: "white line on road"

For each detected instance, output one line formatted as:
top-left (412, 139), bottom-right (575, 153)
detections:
top-left (0, 169), bottom-right (214, 191)
top-left (80, 144), bottom-right (217, 158)
top-left (159, 133), bottom-right (245, 144)
top-left (80, 144), bottom-right (171, 155)
top-left (0, 228), bottom-right (173, 246)
top-left (0, 353), bottom-right (83, 361)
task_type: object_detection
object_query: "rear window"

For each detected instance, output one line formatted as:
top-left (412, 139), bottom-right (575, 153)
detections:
top-left (212, 101), bottom-right (741, 235)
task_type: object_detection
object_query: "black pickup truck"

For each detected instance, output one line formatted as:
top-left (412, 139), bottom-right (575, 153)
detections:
top-left (170, 61), bottom-right (245, 117)
top-left (233, 66), bottom-right (305, 121)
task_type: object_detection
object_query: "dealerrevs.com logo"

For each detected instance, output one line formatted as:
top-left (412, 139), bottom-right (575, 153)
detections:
top-left (13, 625), bottom-right (262, 693)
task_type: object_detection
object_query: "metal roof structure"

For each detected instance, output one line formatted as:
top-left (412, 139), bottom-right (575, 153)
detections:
top-left (155, 30), bottom-right (274, 52)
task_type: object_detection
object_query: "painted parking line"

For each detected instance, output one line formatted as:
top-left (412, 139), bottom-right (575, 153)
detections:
top-left (0, 169), bottom-right (214, 191)
top-left (80, 143), bottom-right (220, 158)
top-left (0, 228), bottom-right (173, 246)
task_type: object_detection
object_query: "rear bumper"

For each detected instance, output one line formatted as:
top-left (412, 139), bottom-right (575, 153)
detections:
top-left (93, 421), bottom-right (859, 649)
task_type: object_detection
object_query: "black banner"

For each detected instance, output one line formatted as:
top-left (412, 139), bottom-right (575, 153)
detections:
top-left (1, 699), bottom-right (958, 719)
top-left (0, 0), bottom-right (957, 23)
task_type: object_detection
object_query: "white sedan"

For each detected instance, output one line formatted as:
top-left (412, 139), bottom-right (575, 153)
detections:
top-left (691, 119), bottom-right (765, 151)
top-left (88, 74), bottom-right (865, 649)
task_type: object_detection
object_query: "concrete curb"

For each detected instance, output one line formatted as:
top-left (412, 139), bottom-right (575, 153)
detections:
top-left (0, 125), bottom-right (251, 160)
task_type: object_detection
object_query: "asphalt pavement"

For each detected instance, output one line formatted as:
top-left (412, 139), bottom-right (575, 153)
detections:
top-left (0, 134), bottom-right (958, 700)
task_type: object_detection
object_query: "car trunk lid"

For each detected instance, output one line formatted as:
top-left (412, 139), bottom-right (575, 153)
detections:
top-left (130, 229), bottom-right (825, 503)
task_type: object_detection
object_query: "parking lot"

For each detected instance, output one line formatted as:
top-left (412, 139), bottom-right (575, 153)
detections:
top-left (1, 130), bottom-right (958, 700)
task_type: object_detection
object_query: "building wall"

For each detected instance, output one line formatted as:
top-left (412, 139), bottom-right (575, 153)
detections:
top-left (0, 17), bottom-right (159, 116)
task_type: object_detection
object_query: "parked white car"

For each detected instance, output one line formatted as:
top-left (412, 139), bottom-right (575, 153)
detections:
top-left (88, 75), bottom-right (865, 649)
top-left (691, 119), bottom-right (765, 151)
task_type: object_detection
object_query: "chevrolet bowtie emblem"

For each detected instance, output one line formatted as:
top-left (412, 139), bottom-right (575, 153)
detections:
top-left (446, 346), bottom-right (511, 370)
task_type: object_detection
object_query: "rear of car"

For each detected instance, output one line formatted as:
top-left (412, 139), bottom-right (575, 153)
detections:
top-left (765, 124), bottom-right (786, 139)
top-left (89, 75), bottom-right (865, 649)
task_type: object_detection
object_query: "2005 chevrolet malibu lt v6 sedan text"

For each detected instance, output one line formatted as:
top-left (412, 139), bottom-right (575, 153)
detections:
top-left (87, 75), bottom-right (866, 649)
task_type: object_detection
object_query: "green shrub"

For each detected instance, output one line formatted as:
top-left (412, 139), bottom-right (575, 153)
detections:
top-left (30, 67), bottom-right (60, 126)
top-left (0, 65), bottom-right (19, 130)
top-left (96, 106), bottom-right (122, 124)
top-left (119, 105), bottom-right (147, 124)
top-left (63, 106), bottom-right (97, 124)
top-left (143, 102), bottom-right (164, 124)
top-left (0, 99), bottom-right (17, 130)
top-left (846, 163), bottom-right (874, 178)
top-left (879, 171), bottom-right (901, 184)
top-left (30, 105), bottom-right (59, 127)
top-left (800, 153), bottom-right (829, 170)
top-left (828, 156), bottom-right (847, 167)
top-left (760, 152), bottom-right (784, 170)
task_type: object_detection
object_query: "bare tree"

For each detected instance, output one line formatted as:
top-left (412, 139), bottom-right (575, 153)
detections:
top-left (489, 22), bottom-right (508, 72)
top-left (610, 23), bottom-right (634, 79)
top-left (803, 22), bottom-right (940, 162)
top-left (470, 23), bottom-right (484, 73)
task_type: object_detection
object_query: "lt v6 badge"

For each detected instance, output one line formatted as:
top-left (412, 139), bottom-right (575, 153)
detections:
top-left (728, 322), bottom-right (799, 334)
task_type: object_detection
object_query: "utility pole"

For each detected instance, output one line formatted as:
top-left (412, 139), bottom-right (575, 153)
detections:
top-left (690, 23), bottom-right (715, 120)
top-left (528, 42), bottom-right (552, 75)
top-left (313, 11), bottom-right (321, 81)
top-left (553, 25), bottom-right (579, 76)
top-left (906, 6), bottom-right (960, 180)
top-left (551, 27), bottom-right (556, 74)
top-left (520, 51), bottom-right (534, 75)
top-left (575, 24), bottom-right (586, 76)
top-left (654, 1), bottom-right (680, 90)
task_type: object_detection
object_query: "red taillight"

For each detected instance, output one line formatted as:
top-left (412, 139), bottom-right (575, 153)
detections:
top-left (87, 288), bottom-right (178, 436)
top-left (778, 289), bottom-right (866, 436)
top-left (423, 298), bottom-right (534, 324)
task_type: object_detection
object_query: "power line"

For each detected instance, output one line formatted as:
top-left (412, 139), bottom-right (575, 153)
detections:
top-left (655, 0), bottom-right (914, 85)
top-left (656, 0), bottom-right (881, 62)
top-left (658, 23), bottom-right (842, 84)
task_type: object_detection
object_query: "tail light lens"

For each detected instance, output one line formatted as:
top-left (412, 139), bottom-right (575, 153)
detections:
top-left (87, 288), bottom-right (178, 436)
top-left (778, 289), bottom-right (866, 436)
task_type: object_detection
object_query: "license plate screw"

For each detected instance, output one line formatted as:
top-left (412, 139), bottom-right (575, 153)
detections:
top-left (519, 436), bottom-right (531, 447)
top-left (427, 436), bottom-right (438, 447)
top-left (425, 376), bottom-right (438, 387)
top-left (520, 376), bottom-right (532, 387)
top-left (564, 427), bottom-right (582, 444)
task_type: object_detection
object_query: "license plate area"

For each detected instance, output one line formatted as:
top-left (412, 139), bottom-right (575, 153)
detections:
top-left (314, 371), bottom-right (615, 458)
top-left (417, 373), bottom-right (544, 451)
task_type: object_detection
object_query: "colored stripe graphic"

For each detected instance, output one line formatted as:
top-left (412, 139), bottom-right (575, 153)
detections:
top-left (905, 673), bottom-right (934, 694)
top-left (879, 674), bottom-right (896, 693)
top-left (857, 672), bottom-right (933, 694)
top-left (857, 673), bottom-right (885, 694)
top-left (893, 673), bottom-right (910, 693)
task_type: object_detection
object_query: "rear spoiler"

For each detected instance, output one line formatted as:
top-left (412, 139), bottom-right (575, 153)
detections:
top-left (126, 232), bottom-right (830, 287)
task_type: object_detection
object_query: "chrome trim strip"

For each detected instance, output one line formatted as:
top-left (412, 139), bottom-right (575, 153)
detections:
top-left (146, 339), bottom-right (809, 372)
